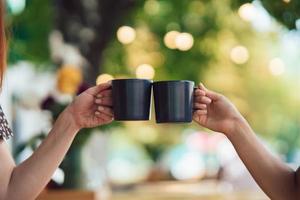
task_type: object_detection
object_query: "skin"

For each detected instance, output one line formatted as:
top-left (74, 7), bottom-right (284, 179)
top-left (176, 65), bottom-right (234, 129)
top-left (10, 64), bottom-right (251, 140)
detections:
top-left (0, 83), bottom-right (113, 200)
top-left (193, 83), bottom-right (300, 200)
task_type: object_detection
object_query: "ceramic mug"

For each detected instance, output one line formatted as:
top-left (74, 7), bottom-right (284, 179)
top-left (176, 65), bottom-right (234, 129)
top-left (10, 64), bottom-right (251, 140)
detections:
top-left (112, 79), bottom-right (152, 121)
top-left (153, 80), bottom-right (195, 123)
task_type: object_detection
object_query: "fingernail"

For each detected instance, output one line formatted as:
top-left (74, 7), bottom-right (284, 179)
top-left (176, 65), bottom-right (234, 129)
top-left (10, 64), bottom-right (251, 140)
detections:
top-left (98, 106), bottom-right (104, 111)
top-left (97, 94), bottom-right (103, 98)
top-left (96, 99), bottom-right (102, 103)
top-left (95, 111), bottom-right (100, 115)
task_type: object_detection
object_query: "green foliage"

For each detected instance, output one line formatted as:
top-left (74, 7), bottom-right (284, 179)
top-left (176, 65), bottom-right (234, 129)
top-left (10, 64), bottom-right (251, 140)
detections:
top-left (8, 0), bottom-right (300, 158)
top-left (103, 0), bottom-right (226, 83)
top-left (7, 0), bottom-right (53, 64)
top-left (262, 0), bottom-right (300, 29)
top-left (102, 0), bottom-right (300, 143)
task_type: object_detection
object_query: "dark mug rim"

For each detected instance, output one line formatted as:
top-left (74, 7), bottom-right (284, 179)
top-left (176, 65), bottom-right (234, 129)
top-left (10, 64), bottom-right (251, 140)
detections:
top-left (153, 80), bottom-right (194, 85)
top-left (112, 78), bottom-right (153, 82)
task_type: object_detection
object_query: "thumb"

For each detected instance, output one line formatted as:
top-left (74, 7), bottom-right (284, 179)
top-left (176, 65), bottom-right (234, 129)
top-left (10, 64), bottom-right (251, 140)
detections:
top-left (199, 83), bottom-right (220, 100)
top-left (86, 83), bottom-right (111, 96)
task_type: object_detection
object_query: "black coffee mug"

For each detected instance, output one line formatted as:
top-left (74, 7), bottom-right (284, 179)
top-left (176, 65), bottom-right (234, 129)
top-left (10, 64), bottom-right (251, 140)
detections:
top-left (112, 79), bottom-right (152, 121)
top-left (153, 80), bottom-right (195, 123)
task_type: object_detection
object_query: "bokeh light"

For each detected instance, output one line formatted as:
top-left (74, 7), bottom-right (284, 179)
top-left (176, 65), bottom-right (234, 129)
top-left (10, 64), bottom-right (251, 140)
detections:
top-left (144, 0), bottom-right (160, 15)
top-left (269, 58), bottom-right (285, 76)
top-left (238, 3), bottom-right (256, 22)
top-left (7, 0), bottom-right (26, 14)
top-left (230, 45), bottom-right (249, 64)
top-left (108, 157), bottom-right (150, 185)
top-left (170, 152), bottom-right (205, 180)
top-left (117, 26), bottom-right (136, 44)
top-left (164, 31), bottom-right (180, 49)
top-left (96, 73), bottom-right (114, 85)
top-left (175, 32), bottom-right (194, 51)
top-left (8, 0), bottom-right (300, 193)
top-left (57, 65), bottom-right (83, 95)
top-left (135, 64), bottom-right (155, 79)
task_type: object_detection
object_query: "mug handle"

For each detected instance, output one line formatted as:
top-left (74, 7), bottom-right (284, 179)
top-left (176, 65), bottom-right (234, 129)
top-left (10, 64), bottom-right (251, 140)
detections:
top-left (192, 87), bottom-right (199, 112)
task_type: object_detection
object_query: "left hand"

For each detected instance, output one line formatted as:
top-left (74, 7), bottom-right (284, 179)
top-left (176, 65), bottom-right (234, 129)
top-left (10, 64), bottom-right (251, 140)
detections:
top-left (193, 83), bottom-right (245, 136)
top-left (67, 83), bottom-right (114, 130)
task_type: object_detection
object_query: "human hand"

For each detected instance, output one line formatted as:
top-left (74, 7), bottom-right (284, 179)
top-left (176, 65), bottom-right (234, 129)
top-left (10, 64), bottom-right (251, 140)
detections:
top-left (66, 83), bottom-right (113, 130)
top-left (193, 83), bottom-right (246, 135)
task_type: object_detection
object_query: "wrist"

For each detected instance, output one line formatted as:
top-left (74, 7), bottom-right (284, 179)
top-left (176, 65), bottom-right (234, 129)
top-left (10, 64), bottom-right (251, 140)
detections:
top-left (61, 106), bottom-right (81, 133)
top-left (224, 116), bottom-right (250, 138)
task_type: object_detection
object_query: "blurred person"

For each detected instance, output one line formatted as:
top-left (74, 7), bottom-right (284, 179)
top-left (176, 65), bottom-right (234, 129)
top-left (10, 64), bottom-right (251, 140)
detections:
top-left (0, 2), bottom-right (113, 200)
top-left (194, 83), bottom-right (300, 200)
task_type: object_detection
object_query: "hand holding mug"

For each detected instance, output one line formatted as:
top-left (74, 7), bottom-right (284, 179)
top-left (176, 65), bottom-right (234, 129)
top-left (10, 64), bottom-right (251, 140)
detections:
top-left (193, 83), bottom-right (246, 135)
top-left (67, 83), bottom-right (114, 130)
top-left (111, 79), bottom-right (195, 123)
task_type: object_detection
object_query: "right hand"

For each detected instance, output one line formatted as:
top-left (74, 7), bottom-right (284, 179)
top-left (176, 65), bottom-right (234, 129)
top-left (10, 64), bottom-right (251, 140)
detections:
top-left (193, 83), bottom-right (247, 136)
top-left (67, 83), bottom-right (113, 130)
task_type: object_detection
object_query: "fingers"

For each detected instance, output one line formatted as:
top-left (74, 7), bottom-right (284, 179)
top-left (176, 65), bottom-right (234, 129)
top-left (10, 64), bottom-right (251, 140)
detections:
top-left (194, 103), bottom-right (207, 110)
top-left (93, 88), bottom-right (113, 107)
top-left (97, 106), bottom-right (113, 117)
top-left (94, 92), bottom-right (113, 106)
top-left (199, 83), bottom-right (220, 100)
top-left (95, 111), bottom-right (113, 122)
top-left (86, 83), bottom-right (111, 96)
top-left (193, 114), bottom-right (200, 123)
top-left (93, 87), bottom-right (113, 120)
top-left (195, 96), bottom-right (212, 104)
top-left (97, 89), bottom-right (112, 98)
top-left (94, 89), bottom-right (113, 120)
top-left (193, 112), bottom-right (206, 125)
top-left (94, 97), bottom-right (112, 106)
top-left (194, 89), bottom-right (206, 97)
top-left (194, 109), bottom-right (207, 115)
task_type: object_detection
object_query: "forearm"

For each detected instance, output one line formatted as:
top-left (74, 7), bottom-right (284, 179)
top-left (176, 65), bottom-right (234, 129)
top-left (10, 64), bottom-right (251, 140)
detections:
top-left (227, 119), bottom-right (298, 200)
top-left (5, 108), bottom-right (79, 200)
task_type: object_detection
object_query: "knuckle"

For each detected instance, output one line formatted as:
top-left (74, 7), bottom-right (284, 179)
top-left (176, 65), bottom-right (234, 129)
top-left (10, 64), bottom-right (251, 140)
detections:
top-left (219, 94), bottom-right (226, 100)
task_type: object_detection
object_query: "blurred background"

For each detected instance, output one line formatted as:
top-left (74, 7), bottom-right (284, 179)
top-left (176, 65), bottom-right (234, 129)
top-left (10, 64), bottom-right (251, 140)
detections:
top-left (2, 0), bottom-right (300, 199)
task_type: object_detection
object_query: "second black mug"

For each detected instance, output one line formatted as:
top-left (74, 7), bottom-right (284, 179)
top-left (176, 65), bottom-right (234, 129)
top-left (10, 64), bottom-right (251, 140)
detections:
top-left (153, 80), bottom-right (195, 123)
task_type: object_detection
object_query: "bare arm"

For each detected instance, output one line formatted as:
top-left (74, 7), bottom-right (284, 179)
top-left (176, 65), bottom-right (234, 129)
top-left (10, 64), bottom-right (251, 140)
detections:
top-left (0, 83), bottom-right (113, 200)
top-left (228, 119), bottom-right (299, 200)
top-left (193, 84), bottom-right (300, 200)
top-left (3, 109), bottom-right (78, 200)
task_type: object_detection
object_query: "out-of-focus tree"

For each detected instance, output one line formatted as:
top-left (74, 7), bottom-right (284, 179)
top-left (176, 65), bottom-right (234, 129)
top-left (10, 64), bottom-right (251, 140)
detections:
top-left (6, 0), bottom-right (300, 148)
top-left (103, 0), bottom-right (223, 83)
top-left (7, 0), bottom-right (300, 81)
top-left (6, 0), bottom-right (137, 83)
top-left (6, 0), bottom-right (53, 64)
top-left (101, 0), bottom-right (300, 143)
top-left (6, 1), bottom-right (300, 183)
top-left (54, 0), bottom-right (136, 83)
